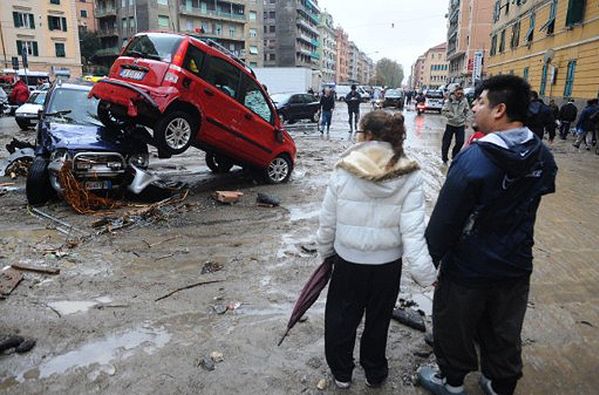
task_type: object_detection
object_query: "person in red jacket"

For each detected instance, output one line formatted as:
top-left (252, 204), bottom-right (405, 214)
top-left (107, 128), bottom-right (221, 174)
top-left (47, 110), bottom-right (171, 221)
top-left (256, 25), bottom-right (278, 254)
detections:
top-left (9, 79), bottom-right (29, 106)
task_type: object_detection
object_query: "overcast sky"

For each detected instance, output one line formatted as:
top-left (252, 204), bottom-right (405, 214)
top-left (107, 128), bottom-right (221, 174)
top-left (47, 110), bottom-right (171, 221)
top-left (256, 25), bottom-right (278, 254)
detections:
top-left (319, 0), bottom-right (449, 76)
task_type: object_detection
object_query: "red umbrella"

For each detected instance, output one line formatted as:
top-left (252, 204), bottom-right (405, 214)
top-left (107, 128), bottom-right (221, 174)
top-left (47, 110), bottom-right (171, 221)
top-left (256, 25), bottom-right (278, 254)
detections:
top-left (278, 258), bottom-right (333, 346)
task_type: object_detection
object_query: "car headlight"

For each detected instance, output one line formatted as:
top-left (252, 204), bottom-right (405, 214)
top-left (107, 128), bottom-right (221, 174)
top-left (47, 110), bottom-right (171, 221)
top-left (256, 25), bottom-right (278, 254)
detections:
top-left (128, 152), bottom-right (149, 168)
top-left (50, 149), bottom-right (70, 161)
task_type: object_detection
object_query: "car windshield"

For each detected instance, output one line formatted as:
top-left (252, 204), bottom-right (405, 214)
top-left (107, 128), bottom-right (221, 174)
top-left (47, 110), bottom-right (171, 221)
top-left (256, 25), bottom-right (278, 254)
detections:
top-left (28, 91), bottom-right (46, 105)
top-left (426, 91), bottom-right (444, 98)
top-left (122, 34), bottom-right (183, 63)
top-left (270, 94), bottom-right (291, 104)
top-left (46, 88), bottom-right (101, 126)
top-left (386, 89), bottom-right (401, 96)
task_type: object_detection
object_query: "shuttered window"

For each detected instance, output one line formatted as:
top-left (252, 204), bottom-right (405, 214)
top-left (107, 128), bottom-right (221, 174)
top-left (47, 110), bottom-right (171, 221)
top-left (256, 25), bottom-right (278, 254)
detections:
top-left (541, 0), bottom-right (558, 34)
top-left (565, 0), bottom-right (585, 26)
top-left (540, 64), bottom-right (548, 96)
top-left (563, 61), bottom-right (576, 97)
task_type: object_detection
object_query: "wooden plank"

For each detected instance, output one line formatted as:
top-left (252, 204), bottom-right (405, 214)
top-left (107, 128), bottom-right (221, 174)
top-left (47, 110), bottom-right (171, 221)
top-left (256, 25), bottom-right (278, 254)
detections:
top-left (11, 262), bottom-right (60, 275)
top-left (0, 267), bottom-right (23, 295)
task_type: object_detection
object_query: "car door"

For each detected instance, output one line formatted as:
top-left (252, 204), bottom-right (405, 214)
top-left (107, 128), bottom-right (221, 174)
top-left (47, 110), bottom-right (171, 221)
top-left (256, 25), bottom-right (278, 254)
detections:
top-left (303, 94), bottom-right (319, 119)
top-left (235, 73), bottom-right (278, 166)
top-left (287, 94), bottom-right (304, 120)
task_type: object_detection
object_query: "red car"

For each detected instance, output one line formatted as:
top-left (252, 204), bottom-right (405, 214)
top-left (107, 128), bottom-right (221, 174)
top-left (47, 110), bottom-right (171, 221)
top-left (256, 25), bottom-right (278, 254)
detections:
top-left (89, 32), bottom-right (296, 184)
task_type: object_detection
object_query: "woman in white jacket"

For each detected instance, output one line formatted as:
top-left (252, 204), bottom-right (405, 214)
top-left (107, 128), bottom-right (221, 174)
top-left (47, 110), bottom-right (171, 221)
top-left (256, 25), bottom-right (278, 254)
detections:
top-left (317, 111), bottom-right (437, 389)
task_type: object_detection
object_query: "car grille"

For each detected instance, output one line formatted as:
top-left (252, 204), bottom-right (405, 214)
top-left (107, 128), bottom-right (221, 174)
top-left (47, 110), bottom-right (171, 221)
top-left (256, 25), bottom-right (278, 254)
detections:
top-left (72, 152), bottom-right (126, 177)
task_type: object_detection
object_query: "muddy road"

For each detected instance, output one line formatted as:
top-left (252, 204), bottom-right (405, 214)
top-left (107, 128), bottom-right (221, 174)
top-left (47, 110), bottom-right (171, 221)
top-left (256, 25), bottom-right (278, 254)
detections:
top-left (1, 103), bottom-right (598, 394)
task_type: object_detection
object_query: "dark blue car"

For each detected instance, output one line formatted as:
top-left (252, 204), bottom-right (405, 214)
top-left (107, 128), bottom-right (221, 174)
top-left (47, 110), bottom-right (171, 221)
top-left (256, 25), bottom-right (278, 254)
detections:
top-left (26, 82), bottom-right (149, 205)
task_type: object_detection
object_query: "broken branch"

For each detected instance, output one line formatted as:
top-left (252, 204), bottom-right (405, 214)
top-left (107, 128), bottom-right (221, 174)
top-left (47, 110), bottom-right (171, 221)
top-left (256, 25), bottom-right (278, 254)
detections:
top-left (155, 279), bottom-right (224, 302)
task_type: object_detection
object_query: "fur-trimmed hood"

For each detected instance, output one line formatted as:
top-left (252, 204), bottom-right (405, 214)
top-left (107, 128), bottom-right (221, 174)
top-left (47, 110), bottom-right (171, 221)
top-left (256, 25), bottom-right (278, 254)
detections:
top-left (336, 141), bottom-right (419, 182)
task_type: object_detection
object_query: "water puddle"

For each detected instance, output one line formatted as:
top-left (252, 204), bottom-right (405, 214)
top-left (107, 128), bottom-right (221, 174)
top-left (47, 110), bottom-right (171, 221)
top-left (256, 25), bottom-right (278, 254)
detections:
top-left (47, 296), bottom-right (113, 316)
top-left (15, 325), bottom-right (171, 383)
top-left (287, 203), bottom-right (320, 222)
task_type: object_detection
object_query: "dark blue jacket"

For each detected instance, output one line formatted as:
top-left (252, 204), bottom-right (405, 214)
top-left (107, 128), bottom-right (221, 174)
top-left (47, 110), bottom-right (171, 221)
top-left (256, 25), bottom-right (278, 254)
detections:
top-left (576, 104), bottom-right (599, 132)
top-left (425, 128), bottom-right (557, 286)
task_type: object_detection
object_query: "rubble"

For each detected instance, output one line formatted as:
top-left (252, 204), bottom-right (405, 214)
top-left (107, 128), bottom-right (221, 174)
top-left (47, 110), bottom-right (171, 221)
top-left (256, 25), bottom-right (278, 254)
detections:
top-left (0, 267), bottom-right (23, 298)
top-left (256, 192), bottom-right (281, 207)
top-left (0, 147), bottom-right (34, 177)
top-left (11, 262), bottom-right (60, 275)
top-left (391, 307), bottom-right (426, 332)
top-left (212, 190), bottom-right (244, 204)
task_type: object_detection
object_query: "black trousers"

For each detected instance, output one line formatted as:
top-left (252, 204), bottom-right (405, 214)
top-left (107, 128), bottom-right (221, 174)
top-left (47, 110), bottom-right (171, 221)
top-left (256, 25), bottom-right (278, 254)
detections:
top-left (348, 109), bottom-right (360, 131)
top-left (441, 125), bottom-right (465, 162)
top-left (559, 121), bottom-right (571, 138)
top-left (324, 255), bottom-right (402, 384)
top-left (433, 275), bottom-right (530, 395)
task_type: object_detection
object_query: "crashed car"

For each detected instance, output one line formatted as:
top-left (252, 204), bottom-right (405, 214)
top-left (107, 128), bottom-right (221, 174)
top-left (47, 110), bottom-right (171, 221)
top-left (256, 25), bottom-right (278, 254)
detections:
top-left (15, 90), bottom-right (46, 130)
top-left (89, 32), bottom-right (296, 184)
top-left (26, 82), bottom-right (149, 205)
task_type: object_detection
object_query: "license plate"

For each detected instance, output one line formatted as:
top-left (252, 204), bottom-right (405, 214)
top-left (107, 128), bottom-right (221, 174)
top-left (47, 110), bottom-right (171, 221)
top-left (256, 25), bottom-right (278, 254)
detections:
top-left (85, 180), bottom-right (111, 190)
top-left (120, 69), bottom-right (146, 80)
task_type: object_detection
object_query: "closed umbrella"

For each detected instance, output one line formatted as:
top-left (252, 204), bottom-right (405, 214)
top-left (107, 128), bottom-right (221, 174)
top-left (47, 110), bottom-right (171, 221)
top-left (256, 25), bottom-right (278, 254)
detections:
top-left (277, 258), bottom-right (333, 346)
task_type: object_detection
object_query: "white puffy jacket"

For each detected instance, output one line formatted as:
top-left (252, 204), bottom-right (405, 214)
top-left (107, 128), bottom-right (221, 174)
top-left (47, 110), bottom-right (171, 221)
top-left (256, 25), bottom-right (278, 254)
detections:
top-left (316, 141), bottom-right (437, 287)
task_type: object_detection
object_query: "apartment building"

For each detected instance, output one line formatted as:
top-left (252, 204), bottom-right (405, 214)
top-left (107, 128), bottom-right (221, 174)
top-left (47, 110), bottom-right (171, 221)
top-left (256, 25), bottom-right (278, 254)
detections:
top-left (334, 26), bottom-right (348, 84)
top-left (0, 0), bottom-right (82, 78)
top-left (263, 0), bottom-right (320, 69)
top-left (318, 10), bottom-right (336, 84)
top-left (348, 41), bottom-right (358, 83)
top-left (446, 0), bottom-right (493, 85)
top-left (77, 0), bottom-right (97, 33)
top-left (487, 0), bottom-right (599, 103)
top-left (410, 55), bottom-right (426, 90)
top-left (421, 42), bottom-right (449, 89)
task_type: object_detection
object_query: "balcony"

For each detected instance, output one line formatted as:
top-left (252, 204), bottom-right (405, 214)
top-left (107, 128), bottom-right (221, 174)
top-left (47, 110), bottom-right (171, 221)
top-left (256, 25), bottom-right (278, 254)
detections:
top-left (179, 5), bottom-right (246, 22)
top-left (296, 18), bottom-right (319, 36)
top-left (95, 7), bottom-right (117, 18)
top-left (97, 27), bottom-right (118, 37)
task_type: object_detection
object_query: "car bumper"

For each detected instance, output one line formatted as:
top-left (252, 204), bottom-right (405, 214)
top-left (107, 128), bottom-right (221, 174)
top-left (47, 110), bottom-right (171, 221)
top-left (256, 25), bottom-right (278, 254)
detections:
top-left (15, 114), bottom-right (38, 120)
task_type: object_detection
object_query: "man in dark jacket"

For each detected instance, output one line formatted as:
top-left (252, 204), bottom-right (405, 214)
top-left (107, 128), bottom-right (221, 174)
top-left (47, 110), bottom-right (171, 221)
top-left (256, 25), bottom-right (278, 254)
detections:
top-left (525, 91), bottom-right (555, 142)
top-left (417, 75), bottom-right (557, 395)
top-left (558, 98), bottom-right (578, 139)
top-left (573, 98), bottom-right (599, 150)
top-left (345, 85), bottom-right (361, 134)
top-left (319, 88), bottom-right (335, 134)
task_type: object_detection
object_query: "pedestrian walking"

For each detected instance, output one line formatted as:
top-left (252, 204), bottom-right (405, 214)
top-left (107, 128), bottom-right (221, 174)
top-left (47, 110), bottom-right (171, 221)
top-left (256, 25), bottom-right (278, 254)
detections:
top-left (558, 98), bottom-right (578, 139)
top-left (441, 86), bottom-right (472, 164)
top-left (406, 90), bottom-right (413, 106)
top-left (548, 99), bottom-right (559, 119)
top-left (525, 91), bottom-right (555, 143)
top-left (317, 110), bottom-right (437, 390)
top-left (345, 84), bottom-right (361, 134)
top-left (573, 99), bottom-right (599, 150)
top-left (319, 88), bottom-right (335, 134)
top-left (417, 75), bottom-right (557, 395)
top-left (8, 78), bottom-right (29, 106)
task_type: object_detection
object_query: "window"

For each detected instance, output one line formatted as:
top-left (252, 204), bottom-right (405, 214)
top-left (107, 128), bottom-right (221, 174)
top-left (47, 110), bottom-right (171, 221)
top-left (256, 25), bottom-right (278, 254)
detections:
top-left (523, 67), bottom-right (529, 81)
top-left (157, 0), bottom-right (168, 5)
top-left (158, 15), bottom-right (169, 28)
top-left (16, 40), bottom-right (39, 57)
top-left (55, 42), bottom-right (65, 57)
top-left (241, 76), bottom-right (272, 123)
top-left (249, 28), bottom-right (257, 38)
top-left (50, 0), bottom-right (60, 4)
top-left (13, 12), bottom-right (35, 29)
top-left (499, 29), bottom-right (506, 52)
top-left (215, 24), bottom-right (222, 35)
top-left (249, 45), bottom-right (258, 55)
top-left (490, 34), bottom-right (497, 55)
top-left (563, 60), bottom-right (576, 96)
top-left (48, 16), bottom-right (67, 31)
top-left (269, 11), bottom-right (275, 18)
top-left (81, 10), bottom-right (88, 18)
top-left (122, 18), bottom-right (127, 31)
top-left (269, 53), bottom-right (275, 61)
top-left (183, 44), bottom-right (206, 76)
top-left (493, 1), bottom-right (501, 22)
top-left (229, 26), bottom-right (236, 37)
top-left (540, 63), bottom-right (548, 96)
top-left (249, 11), bottom-right (257, 21)
top-left (566, 0), bottom-right (585, 26)
top-left (541, 0), bottom-right (558, 34)
top-left (203, 56), bottom-right (241, 98)
top-left (525, 13), bottom-right (535, 43)
top-left (269, 25), bottom-right (275, 33)
top-left (510, 21), bottom-right (520, 48)
top-left (129, 17), bottom-right (135, 32)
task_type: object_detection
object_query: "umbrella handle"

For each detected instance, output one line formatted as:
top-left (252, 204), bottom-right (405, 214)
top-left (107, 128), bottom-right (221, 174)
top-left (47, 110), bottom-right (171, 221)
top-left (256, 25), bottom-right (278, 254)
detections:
top-left (277, 328), bottom-right (290, 347)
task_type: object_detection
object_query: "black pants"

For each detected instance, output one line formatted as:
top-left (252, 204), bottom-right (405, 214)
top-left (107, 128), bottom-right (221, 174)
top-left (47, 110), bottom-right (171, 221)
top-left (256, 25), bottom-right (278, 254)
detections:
top-left (441, 125), bottom-right (465, 162)
top-left (325, 255), bottom-right (402, 384)
top-left (559, 121), bottom-right (571, 139)
top-left (433, 275), bottom-right (530, 395)
top-left (348, 109), bottom-right (360, 132)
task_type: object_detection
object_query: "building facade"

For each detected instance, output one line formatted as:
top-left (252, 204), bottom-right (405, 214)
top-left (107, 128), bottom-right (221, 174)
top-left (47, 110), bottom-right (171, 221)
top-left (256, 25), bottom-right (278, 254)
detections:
top-left (263, 0), bottom-right (320, 69)
top-left (410, 55), bottom-right (426, 90)
top-left (487, 0), bottom-right (599, 103)
top-left (318, 10), bottom-right (336, 84)
top-left (0, 0), bottom-right (82, 77)
top-left (446, 0), bottom-right (493, 85)
top-left (77, 0), bottom-right (97, 33)
top-left (334, 26), bottom-right (348, 83)
top-left (422, 42), bottom-right (449, 89)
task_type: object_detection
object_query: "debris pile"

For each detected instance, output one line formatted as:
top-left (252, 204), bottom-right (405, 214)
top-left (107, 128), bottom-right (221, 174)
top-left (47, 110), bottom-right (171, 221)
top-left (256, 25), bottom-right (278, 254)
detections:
top-left (58, 163), bottom-right (121, 214)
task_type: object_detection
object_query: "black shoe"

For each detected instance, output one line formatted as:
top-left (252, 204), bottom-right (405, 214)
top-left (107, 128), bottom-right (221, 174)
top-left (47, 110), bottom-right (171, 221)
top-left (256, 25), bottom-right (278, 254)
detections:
top-left (573, 144), bottom-right (580, 149)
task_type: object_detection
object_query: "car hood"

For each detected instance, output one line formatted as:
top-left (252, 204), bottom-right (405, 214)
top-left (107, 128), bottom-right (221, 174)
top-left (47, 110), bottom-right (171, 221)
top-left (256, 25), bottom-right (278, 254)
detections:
top-left (46, 122), bottom-right (139, 153)
top-left (16, 103), bottom-right (42, 115)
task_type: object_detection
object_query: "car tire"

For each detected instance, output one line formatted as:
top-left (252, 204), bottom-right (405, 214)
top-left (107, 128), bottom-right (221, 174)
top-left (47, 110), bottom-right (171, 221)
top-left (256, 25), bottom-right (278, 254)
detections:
top-left (206, 153), bottom-right (233, 174)
top-left (310, 111), bottom-right (320, 123)
top-left (16, 118), bottom-right (30, 130)
top-left (154, 110), bottom-right (197, 155)
top-left (97, 100), bottom-right (126, 130)
top-left (26, 156), bottom-right (55, 206)
top-left (262, 154), bottom-right (292, 184)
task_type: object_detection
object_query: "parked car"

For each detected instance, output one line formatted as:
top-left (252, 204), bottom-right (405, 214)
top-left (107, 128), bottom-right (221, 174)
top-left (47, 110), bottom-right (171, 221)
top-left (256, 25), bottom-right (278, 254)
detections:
top-left (89, 32), bottom-right (296, 184)
top-left (26, 82), bottom-right (150, 205)
top-left (382, 89), bottom-right (404, 109)
top-left (271, 93), bottom-right (320, 124)
top-left (15, 90), bottom-right (46, 130)
top-left (424, 90), bottom-right (445, 113)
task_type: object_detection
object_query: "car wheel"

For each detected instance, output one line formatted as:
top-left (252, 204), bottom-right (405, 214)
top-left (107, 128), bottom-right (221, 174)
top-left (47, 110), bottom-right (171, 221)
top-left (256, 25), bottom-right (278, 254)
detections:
top-left (310, 111), bottom-right (320, 123)
top-left (206, 153), bottom-right (234, 174)
top-left (16, 118), bottom-right (30, 130)
top-left (263, 155), bottom-right (292, 184)
top-left (26, 156), bottom-right (55, 206)
top-left (154, 110), bottom-right (197, 155)
top-left (97, 100), bottom-right (126, 130)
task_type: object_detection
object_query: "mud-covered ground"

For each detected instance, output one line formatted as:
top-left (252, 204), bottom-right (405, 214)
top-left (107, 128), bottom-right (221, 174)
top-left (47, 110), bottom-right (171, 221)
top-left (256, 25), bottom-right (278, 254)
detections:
top-left (1, 103), bottom-right (598, 394)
